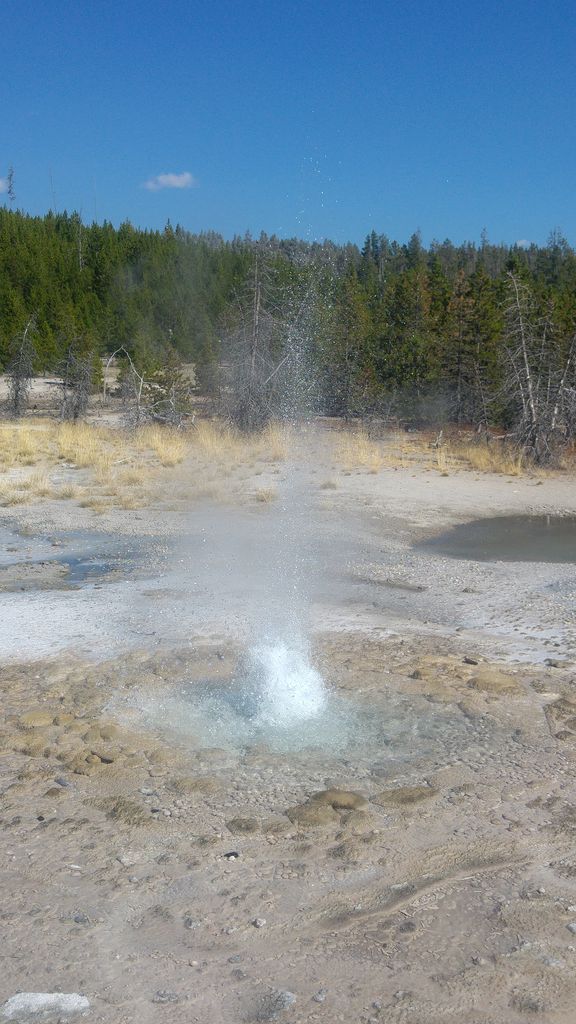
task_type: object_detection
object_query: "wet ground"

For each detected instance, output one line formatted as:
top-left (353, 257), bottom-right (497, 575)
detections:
top-left (420, 514), bottom-right (576, 564)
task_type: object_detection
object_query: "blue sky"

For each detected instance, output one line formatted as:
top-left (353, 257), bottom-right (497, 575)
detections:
top-left (1, 0), bottom-right (575, 246)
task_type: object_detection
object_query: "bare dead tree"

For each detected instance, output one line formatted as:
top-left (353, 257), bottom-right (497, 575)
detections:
top-left (220, 252), bottom-right (321, 431)
top-left (59, 348), bottom-right (93, 420)
top-left (3, 166), bottom-right (15, 202)
top-left (220, 255), bottom-right (284, 431)
top-left (103, 346), bottom-right (147, 425)
top-left (502, 273), bottom-right (576, 462)
top-left (103, 346), bottom-right (194, 427)
top-left (7, 316), bottom-right (36, 417)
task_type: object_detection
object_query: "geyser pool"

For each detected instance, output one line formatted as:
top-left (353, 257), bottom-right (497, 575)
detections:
top-left (149, 640), bottom-right (341, 754)
top-left (122, 640), bottom-right (479, 760)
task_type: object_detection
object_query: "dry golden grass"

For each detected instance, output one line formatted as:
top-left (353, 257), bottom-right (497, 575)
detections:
top-left (56, 483), bottom-right (81, 500)
top-left (333, 425), bottom-right (536, 478)
top-left (0, 467), bottom-right (58, 504)
top-left (0, 479), bottom-right (26, 506)
top-left (0, 421), bottom-right (55, 467)
top-left (116, 493), bottom-right (148, 510)
top-left (334, 428), bottom-right (385, 473)
top-left (21, 472), bottom-right (53, 497)
top-left (0, 419), bottom-right (189, 510)
top-left (253, 485), bottom-right (278, 503)
top-left (447, 440), bottom-right (525, 476)
top-left (190, 420), bottom-right (237, 459)
top-left (56, 422), bottom-right (113, 470)
top-left (190, 420), bottom-right (289, 465)
top-left (78, 495), bottom-right (109, 513)
top-left (117, 467), bottom-right (148, 487)
top-left (257, 422), bottom-right (289, 462)
top-left (135, 425), bottom-right (188, 466)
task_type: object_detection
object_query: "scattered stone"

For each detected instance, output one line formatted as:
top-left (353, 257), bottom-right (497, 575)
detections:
top-left (98, 723), bottom-right (120, 740)
top-left (285, 803), bottom-right (339, 827)
top-left (152, 990), bottom-right (179, 1004)
top-left (545, 658), bottom-right (561, 668)
top-left (312, 988), bottom-right (328, 1003)
top-left (372, 785), bottom-right (438, 808)
top-left (224, 851), bottom-right (240, 860)
top-left (256, 989), bottom-right (296, 1020)
top-left (167, 775), bottom-right (222, 795)
top-left (309, 788), bottom-right (367, 810)
top-left (253, 917), bottom-right (267, 928)
top-left (82, 727), bottom-right (102, 743)
top-left (52, 712), bottom-right (73, 729)
top-left (409, 670), bottom-right (422, 679)
top-left (89, 796), bottom-right (151, 826)
top-left (226, 817), bottom-right (259, 834)
top-left (467, 669), bottom-right (520, 695)
top-left (339, 809), bottom-right (371, 832)
top-left (1, 992), bottom-right (90, 1018)
top-left (566, 922), bottom-right (576, 934)
top-left (43, 787), bottom-right (64, 798)
top-left (116, 851), bottom-right (142, 868)
top-left (183, 914), bottom-right (202, 930)
top-left (463, 656), bottom-right (479, 665)
top-left (18, 711), bottom-right (55, 730)
top-left (55, 776), bottom-right (71, 787)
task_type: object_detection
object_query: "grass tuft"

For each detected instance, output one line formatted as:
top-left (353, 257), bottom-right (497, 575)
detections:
top-left (335, 428), bottom-right (384, 473)
top-left (448, 440), bottom-right (525, 476)
top-left (253, 485), bottom-right (278, 503)
top-left (135, 425), bottom-right (188, 466)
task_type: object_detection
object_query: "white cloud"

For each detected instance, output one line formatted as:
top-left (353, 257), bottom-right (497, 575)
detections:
top-left (0, 178), bottom-right (8, 194)
top-left (143, 171), bottom-right (197, 192)
top-left (516, 239), bottom-right (532, 248)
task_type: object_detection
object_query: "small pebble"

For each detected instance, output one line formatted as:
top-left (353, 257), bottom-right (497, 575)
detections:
top-left (253, 917), bottom-right (266, 928)
top-left (313, 988), bottom-right (328, 1003)
top-left (566, 922), bottom-right (576, 934)
top-left (152, 990), bottom-right (179, 1004)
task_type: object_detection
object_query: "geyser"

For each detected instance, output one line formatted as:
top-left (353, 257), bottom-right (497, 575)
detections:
top-left (241, 641), bottom-right (326, 727)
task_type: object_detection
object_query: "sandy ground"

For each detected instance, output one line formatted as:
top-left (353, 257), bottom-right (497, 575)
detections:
top-left (1, 424), bottom-right (576, 1023)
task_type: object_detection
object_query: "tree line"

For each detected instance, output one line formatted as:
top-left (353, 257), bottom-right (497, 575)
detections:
top-left (1, 207), bottom-right (576, 456)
